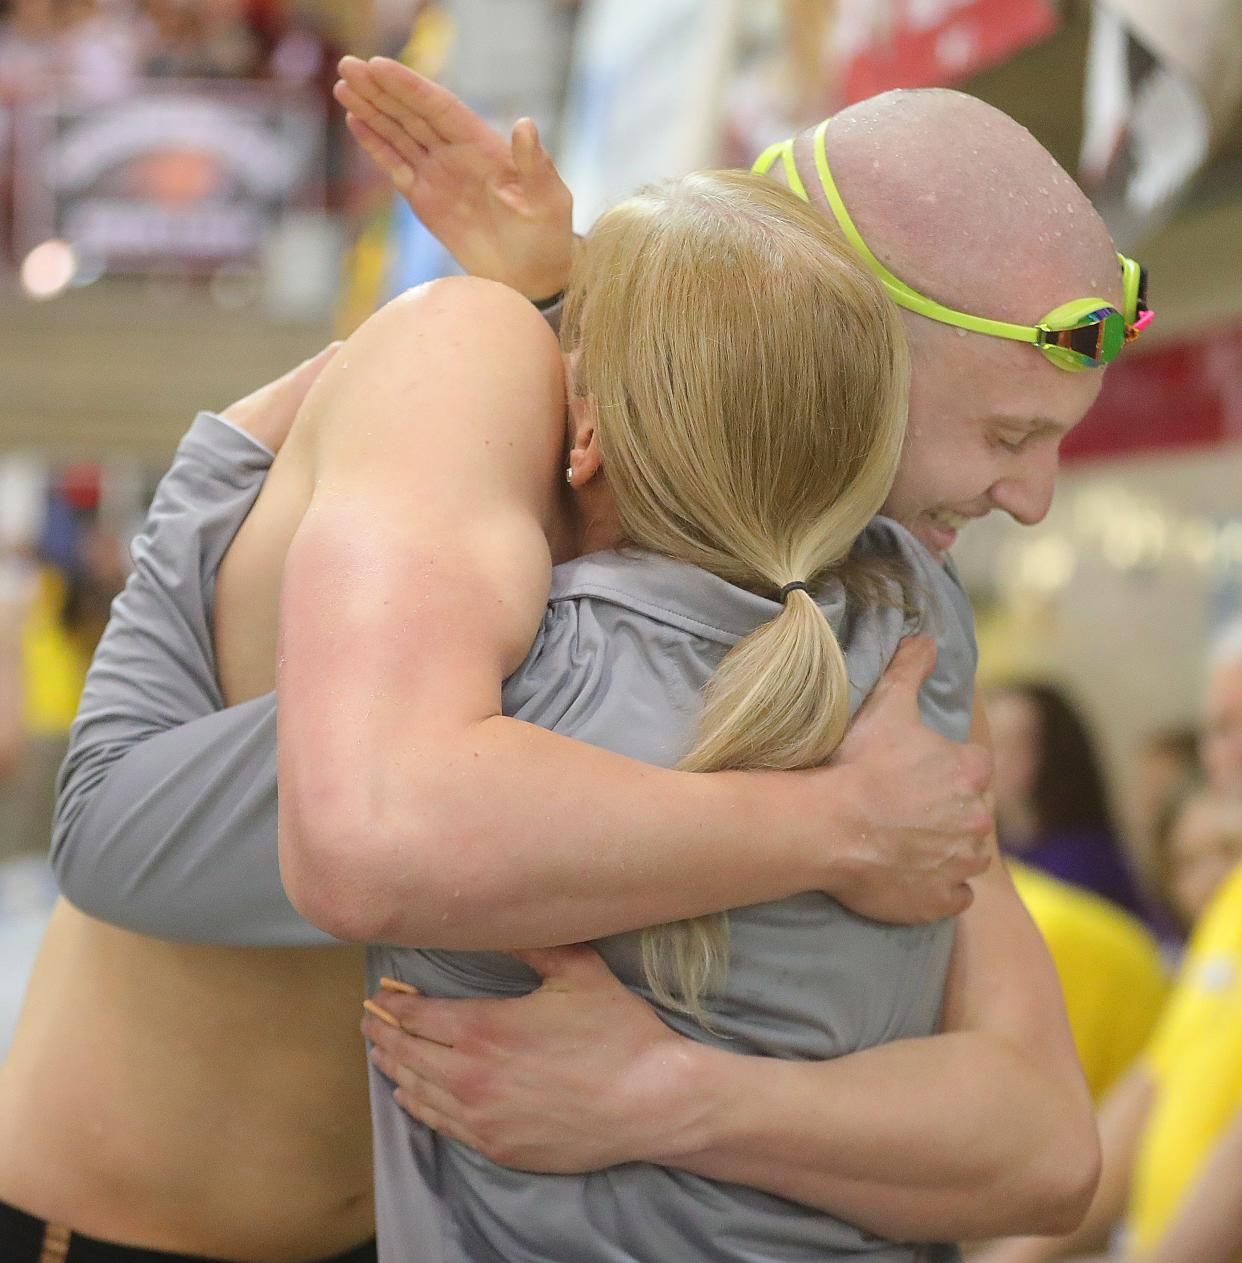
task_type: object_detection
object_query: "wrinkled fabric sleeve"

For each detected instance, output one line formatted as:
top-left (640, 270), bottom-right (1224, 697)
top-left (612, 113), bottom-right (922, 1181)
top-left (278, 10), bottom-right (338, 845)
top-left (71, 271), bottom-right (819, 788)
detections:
top-left (50, 411), bottom-right (334, 947)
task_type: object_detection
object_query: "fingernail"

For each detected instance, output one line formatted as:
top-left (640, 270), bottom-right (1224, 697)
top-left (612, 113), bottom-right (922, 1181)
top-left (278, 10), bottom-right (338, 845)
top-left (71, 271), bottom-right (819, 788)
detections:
top-left (380, 976), bottom-right (419, 995)
top-left (362, 999), bottom-right (401, 1029)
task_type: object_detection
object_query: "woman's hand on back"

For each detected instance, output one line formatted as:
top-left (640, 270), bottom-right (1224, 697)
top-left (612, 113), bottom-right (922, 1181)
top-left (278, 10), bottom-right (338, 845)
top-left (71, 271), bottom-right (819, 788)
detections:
top-left (362, 946), bottom-right (694, 1174)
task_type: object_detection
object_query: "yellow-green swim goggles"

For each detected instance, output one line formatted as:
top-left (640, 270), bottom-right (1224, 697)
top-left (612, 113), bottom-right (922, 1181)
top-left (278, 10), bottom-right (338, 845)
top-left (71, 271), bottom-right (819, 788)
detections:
top-left (753, 118), bottom-right (1153, 372)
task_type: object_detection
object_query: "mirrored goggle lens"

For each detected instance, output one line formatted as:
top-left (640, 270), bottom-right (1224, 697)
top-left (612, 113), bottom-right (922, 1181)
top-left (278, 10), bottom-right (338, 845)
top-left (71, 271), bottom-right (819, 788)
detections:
top-left (1043, 309), bottom-right (1126, 366)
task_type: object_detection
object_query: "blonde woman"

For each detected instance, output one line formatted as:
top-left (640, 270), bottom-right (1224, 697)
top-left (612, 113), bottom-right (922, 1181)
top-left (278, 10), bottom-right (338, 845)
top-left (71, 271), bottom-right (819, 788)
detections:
top-left (268, 170), bottom-right (973, 1260)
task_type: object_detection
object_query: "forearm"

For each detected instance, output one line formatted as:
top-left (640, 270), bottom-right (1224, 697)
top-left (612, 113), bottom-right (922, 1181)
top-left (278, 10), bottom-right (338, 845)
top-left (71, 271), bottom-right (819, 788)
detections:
top-left (284, 708), bottom-right (846, 948)
top-left (656, 1029), bottom-right (1093, 1242)
top-left (650, 853), bottom-right (1097, 1241)
top-left (57, 692), bottom-right (331, 945)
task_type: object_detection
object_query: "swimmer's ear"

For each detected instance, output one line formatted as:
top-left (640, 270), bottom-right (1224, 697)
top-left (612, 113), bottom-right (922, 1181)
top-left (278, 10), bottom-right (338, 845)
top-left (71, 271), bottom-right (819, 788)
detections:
top-left (566, 393), bottom-right (603, 488)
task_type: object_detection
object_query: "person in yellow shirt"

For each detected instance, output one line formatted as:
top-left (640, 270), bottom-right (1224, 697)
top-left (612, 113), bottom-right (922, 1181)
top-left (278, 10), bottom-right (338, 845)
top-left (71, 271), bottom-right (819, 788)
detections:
top-left (0, 562), bottom-right (85, 864)
top-left (1009, 862), bottom-right (1168, 1102)
top-left (1, 518), bottom-right (124, 861)
top-left (978, 859), bottom-right (1242, 1263)
top-left (1124, 859), bottom-right (1242, 1257)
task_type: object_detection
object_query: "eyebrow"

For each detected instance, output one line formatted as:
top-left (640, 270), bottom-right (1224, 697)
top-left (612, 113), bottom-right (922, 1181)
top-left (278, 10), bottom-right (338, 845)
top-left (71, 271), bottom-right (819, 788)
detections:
top-left (987, 416), bottom-right (1070, 439)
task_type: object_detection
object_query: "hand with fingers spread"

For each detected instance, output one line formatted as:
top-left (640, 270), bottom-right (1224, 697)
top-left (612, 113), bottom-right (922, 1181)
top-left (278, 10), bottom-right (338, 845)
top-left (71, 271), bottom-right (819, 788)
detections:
top-left (362, 947), bottom-right (695, 1175)
top-left (335, 55), bottom-right (574, 303)
top-left (826, 635), bottom-right (995, 924)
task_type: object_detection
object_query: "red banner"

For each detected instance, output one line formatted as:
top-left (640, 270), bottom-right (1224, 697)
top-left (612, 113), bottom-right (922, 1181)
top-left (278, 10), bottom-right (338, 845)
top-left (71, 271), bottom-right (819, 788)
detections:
top-left (839, 0), bottom-right (1060, 104)
top-left (1063, 325), bottom-right (1242, 463)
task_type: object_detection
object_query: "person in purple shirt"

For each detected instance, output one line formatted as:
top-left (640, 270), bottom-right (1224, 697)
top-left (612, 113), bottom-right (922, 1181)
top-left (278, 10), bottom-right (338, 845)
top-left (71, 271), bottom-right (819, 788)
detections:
top-left (988, 681), bottom-right (1146, 916)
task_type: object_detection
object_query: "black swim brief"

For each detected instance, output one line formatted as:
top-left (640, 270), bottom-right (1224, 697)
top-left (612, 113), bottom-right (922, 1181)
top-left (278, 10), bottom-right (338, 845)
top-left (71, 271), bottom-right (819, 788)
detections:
top-left (0, 1197), bottom-right (378, 1263)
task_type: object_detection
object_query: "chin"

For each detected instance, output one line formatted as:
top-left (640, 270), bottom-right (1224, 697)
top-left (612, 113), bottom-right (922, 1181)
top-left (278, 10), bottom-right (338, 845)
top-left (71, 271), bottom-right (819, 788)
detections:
top-left (908, 518), bottom-right (955, 559)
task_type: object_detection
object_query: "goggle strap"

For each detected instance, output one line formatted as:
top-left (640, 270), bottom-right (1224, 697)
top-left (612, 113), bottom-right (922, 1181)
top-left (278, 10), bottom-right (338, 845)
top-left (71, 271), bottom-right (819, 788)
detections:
top-left (752, 140), bottom-right (784, 178)
top-left (782, 140), bottom-right (809, 202)
top-left (751, 138), bottom-right (811, 203)
top-left (1117, 252), bottom-right (1151, 331)
top-left (753, 120), bottom-right (1144, 366)
top-left (809, 119), bottom-right (1040, 346)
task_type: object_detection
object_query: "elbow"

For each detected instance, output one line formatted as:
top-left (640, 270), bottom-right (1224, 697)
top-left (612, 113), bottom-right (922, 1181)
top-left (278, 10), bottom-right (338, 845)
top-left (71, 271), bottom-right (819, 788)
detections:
top-left (1016, 1102), bottom-right (1102, 1237)
top-left (278, 745), bottom-right (509, 947)
top-left (278, 800), bottom-right (468, 945)
top-left (278, 762), bottom-right (395, 941)
top-left (280, 862), bottom-right (376, 944)
top-left (279, 812), bottom-right (397, 943)
top-left (1043, 1125), bottom-right (1102, 1236)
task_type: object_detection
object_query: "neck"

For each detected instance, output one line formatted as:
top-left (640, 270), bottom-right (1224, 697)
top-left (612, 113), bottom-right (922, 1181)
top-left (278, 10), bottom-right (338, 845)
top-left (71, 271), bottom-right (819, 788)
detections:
top-left (565, 482), bottom-right (623, 561)
top-left (546, 491), bottom-right (579, 567)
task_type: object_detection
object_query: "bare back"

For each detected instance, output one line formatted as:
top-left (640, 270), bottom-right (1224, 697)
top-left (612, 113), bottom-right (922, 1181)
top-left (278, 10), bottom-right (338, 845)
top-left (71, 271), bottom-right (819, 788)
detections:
top-left (0, 410), bottom-right (371, 1259)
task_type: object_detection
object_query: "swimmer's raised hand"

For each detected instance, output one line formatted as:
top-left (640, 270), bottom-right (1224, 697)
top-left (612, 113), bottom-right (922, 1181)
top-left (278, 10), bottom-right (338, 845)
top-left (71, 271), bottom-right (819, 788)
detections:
top-left (335, 56), bottom-right (574, 305)
top-left (218, 342), bottom-right (342, 454)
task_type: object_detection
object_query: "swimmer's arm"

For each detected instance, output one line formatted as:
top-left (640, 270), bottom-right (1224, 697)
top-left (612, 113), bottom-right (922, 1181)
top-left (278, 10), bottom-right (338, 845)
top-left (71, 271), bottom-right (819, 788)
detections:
top-left (278, 277), bottom-right (886, 948)
top-left (52, 356), bottom-right (338, 947)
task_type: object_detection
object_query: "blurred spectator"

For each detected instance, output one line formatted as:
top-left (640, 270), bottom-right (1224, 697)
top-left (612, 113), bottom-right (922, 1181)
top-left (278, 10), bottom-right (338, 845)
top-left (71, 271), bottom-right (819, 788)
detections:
top-left (977, 859), bottom-right (1242, 1263)
top-left (1010, 862), bottom-right (1167, 1103)
top-left (0, 0), bottom-right (59, 94)
top-left (0, 562), bottom-right (24, 786)
top-left (1133, 726), bottom-right (1201, 853)
top-left (725, 0), bottom-right (838, 165)
top-left (0, 474), bottom-right (126, 864)
top-left (1150, 786), bottom-right (1242, 940)
top-left (1, 0), bottom-right (335, 92)
top-left (988, 681), bottom-right (1147, 917)
top-left (54, 0), bottom-right (146, 101)
top-left (268, 0), bottom-right (332, 85)
top-left (1201, 617), bottom-right (1242, 797)
top-left (143, 0), bottom-right (262, 79)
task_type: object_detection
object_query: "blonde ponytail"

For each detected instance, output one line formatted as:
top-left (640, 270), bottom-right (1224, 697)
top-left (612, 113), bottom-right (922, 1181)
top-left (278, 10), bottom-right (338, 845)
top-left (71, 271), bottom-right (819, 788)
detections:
top-left (564, 170), bottom-right (910, 1019)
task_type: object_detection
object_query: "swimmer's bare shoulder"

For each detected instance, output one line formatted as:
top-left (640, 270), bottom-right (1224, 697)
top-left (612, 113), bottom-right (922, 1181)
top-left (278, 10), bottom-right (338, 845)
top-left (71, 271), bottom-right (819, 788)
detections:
top-left (215, 277), bottom-right (565, 704)
top-left (305, 276), bottom-right (565, 494)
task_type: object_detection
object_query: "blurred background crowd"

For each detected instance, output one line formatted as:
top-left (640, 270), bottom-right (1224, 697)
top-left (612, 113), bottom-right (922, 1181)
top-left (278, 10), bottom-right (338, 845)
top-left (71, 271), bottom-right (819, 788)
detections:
top-left (1, 1), bottom-right (1241, 1257)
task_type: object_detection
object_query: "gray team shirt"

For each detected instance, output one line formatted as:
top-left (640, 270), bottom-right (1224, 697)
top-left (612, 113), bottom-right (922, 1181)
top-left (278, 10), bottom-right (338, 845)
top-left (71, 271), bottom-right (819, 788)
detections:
top-left (371, 539), bottom-right (973, 1263)
top-left (53, 413), bottom-right (974, 1263)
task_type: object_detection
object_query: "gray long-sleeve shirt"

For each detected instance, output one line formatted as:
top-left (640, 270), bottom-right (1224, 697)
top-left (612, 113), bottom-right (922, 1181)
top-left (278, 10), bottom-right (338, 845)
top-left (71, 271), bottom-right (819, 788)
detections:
top-left (51, 412), bottom-right (330, 946)
top-left (51, 412), bottom-right (974, 1262)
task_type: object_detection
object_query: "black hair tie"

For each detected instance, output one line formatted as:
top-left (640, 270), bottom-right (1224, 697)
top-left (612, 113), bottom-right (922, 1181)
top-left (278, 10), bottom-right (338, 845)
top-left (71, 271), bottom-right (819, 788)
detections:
top-left (779, 581), bottom-right (811, 603)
